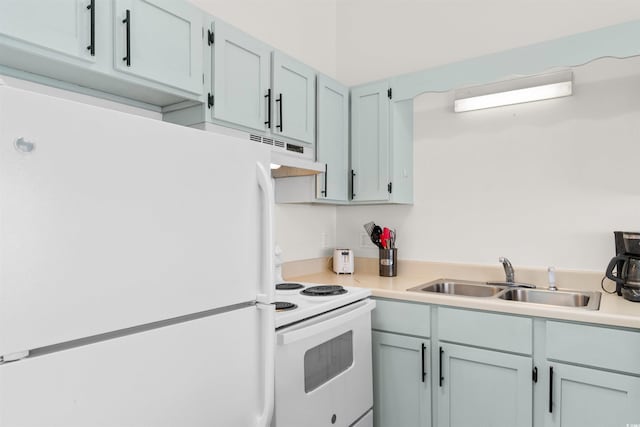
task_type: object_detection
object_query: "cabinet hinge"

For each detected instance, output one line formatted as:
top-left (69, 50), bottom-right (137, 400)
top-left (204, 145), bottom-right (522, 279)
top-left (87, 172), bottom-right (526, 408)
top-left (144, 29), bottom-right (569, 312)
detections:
top-left (208, 30), bottom-right (214, 46)
top-left (0, 350), bottom-right (29, 364)
top-left (387, 88), bottom-right (392, 99)
top-left (387, 182), bottom-right (393, 193)
top-left (207, 93), bottom-right (214, 109)
top-left (532, 367), bottom-right (538, 383)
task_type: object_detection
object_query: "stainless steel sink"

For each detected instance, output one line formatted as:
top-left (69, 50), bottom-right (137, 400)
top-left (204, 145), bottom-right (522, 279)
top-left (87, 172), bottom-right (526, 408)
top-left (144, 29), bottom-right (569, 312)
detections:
top-left (497, 288), bottom-right (601, 310)
top-left (408, 278), bottom-right (601, 310)
top-left (408, 280), bottom-right (508, 297)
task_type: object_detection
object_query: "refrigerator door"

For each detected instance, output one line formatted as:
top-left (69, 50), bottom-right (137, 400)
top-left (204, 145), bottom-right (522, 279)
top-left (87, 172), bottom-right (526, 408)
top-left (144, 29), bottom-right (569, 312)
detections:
top-left (0, 306), bottom-right (264, 427)
top-left (0, 85), bottom-right (272, 356)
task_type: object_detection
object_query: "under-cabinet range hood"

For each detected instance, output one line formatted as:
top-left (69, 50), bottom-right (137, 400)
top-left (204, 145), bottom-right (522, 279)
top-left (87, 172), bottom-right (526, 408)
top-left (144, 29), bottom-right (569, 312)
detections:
top-left (191, 123), bottom-right (324, 178)
top-left (270, 152), bottom-right (324, 178)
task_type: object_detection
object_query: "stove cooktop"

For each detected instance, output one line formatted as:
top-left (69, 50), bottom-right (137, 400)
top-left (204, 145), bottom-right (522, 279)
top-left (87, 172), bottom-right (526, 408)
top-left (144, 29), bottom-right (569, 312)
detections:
top-left (274, 282), bottom-right (371, 328)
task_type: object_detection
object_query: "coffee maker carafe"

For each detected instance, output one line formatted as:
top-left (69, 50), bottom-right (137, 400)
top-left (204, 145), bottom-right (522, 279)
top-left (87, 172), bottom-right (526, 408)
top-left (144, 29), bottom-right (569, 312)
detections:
top-left (605, 231), bottom-right (640, 302)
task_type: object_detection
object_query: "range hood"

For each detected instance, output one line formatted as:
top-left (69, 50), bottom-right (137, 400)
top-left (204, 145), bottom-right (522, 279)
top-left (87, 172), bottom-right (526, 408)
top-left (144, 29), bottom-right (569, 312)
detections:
top-left (187, 122), bottom-right (325, 178)
top-left (270, 152), bottom-right (325, 178)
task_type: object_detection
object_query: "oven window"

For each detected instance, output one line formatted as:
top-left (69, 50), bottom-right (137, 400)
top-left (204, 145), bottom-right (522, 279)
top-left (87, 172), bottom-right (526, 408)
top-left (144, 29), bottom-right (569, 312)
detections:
top-left (303, 331), bottom-right (353, 393)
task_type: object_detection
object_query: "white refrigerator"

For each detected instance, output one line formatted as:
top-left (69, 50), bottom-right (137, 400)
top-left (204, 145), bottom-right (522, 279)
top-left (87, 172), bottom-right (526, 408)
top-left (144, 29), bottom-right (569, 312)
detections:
top-left (0, 82), bottom-right (275, 427)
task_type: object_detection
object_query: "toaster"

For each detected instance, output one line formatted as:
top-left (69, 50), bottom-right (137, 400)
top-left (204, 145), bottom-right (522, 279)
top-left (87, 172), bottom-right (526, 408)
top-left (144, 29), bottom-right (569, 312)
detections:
top-left (333, 249), bottom-right (354, 274)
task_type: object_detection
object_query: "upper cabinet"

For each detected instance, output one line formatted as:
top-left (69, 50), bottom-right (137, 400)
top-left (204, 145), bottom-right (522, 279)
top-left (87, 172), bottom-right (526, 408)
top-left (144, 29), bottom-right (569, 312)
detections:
top-left (350, 81), bottom-right (391, 202)
top-left (272, 51), bottom-right (316, 144)
top-left (0, 0), bottom-right (204, 106)
top-left (350, 81), bottom-right (413, 204)
top-left (112, 0), bottom-right (203, 95)
top-left (164, 19), bottom-right (317, 154)
top-left (316, 75), bottom-right (349, 203)
top-left (0, 0), bottom-right (96, 64)
top-left (209, 19), bottom-right (271, 132)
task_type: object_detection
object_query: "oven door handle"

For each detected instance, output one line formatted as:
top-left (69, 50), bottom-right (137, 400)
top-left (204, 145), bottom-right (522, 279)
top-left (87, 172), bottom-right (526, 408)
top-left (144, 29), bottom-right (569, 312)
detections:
top-left (277, 299), bottom-right (376, 345)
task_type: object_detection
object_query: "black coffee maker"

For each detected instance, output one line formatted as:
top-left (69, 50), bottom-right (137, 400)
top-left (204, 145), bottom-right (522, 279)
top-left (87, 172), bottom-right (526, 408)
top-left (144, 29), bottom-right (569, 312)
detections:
top-left (605, 231), bottom-right (640, 302)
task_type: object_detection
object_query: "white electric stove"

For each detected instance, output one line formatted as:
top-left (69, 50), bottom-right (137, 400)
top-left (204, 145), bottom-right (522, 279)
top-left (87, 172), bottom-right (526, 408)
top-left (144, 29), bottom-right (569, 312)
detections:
top-left (273, 282), bottom-right (372, 328)
top-left (272, 282), bottom-right (374, 427)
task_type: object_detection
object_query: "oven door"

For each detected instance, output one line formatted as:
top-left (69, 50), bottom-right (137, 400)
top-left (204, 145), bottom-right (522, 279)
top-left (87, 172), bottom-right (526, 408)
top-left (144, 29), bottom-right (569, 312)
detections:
top-left (274, 299), bottom-right (375, 427)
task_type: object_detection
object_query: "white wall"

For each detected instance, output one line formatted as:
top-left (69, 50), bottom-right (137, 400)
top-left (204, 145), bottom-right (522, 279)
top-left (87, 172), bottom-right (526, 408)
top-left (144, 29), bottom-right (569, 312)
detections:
top-left (187, 0), bottom-right (339, 261)
top-left (336, 0), bottom-right (640, 86)
top-left (187, 1), bottom-right (640, 266)
top-left (336, 57), bottom-right (640, 271)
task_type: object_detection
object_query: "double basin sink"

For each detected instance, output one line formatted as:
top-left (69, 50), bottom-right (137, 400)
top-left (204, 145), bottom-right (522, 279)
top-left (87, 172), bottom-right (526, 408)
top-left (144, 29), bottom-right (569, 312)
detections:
top-left (408, 279), bottom-right (601, 310)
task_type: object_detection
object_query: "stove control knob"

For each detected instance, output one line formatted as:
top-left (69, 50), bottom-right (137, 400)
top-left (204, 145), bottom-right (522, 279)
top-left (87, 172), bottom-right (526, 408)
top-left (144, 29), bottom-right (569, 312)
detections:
top-left (331, 414), bottom-right (337, 424)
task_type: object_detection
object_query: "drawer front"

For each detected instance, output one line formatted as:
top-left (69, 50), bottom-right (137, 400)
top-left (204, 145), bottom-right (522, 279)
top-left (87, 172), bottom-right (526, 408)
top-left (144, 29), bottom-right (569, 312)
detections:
top-left (546, 321), bottom-right (640, 375)
top-left (372, 299), bottom-right (430, 338)
top-left (437, 307), bottom-right (532, 354)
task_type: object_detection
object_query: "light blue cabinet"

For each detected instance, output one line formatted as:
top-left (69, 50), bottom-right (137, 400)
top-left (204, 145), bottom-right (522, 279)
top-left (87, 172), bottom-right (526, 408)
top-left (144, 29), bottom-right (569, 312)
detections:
top-left (438, 343), bottom-right (533, 427)
top-left (372, 331), bottom-right (431, 427)
top-left (350, 81), bottom-right (391, 202)
top-left (112, 0), bottom-right (203, 95)
top-left (316, 75), bottom-right (349, 202)
top-left (545, 321), bottom-right (640, 427)
top-left (0, 0), bottom-right (203, 106)
top-left (210, 19), bottom-right (271, 132)
top-left (272, 51), bottom-right (316, 144)
top-left (0, 0), bottom-right (95, 63)
top-left (546, 362), bottom-right (640, 427)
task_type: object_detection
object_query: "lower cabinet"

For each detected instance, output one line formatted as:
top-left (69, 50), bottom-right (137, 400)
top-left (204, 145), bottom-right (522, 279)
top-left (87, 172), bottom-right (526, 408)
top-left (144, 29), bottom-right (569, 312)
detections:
top-left (372, 331), bottom-right (431, 427)
top-left (372, 299), bottom-right (640, 427)
top-left (437, 343), bottom-right (533, 427)
top-left (546, 362), bottom-right (640, 427)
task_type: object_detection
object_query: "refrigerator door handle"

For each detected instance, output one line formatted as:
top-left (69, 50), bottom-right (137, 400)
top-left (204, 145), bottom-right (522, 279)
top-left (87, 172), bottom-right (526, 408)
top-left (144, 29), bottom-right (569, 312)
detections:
top-left (255, 160), bottom-right (275, 427)
top-left (255, 302), bottom-right (275, 427)
top-left (255, 161), bottom-right (274, 304)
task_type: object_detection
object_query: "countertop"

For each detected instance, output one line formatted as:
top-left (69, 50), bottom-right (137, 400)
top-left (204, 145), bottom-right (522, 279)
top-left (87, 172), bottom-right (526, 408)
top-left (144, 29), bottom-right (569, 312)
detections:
top-left (286, 258), bottom-right (640, 330)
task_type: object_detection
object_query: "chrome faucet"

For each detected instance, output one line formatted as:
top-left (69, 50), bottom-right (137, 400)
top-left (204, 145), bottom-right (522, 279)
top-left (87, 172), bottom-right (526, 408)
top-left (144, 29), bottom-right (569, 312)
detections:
top-left (499, 257), bottom-right (515, 283)
top-left (488, 257), bottom-right (536, 288)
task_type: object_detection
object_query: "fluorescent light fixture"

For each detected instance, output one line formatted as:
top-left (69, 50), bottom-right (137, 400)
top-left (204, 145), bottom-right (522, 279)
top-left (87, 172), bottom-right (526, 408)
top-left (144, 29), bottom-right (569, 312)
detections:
top-left (270, 163), bottom-right (282, 170)
top-left (454, 70), bottom-right (573, 113)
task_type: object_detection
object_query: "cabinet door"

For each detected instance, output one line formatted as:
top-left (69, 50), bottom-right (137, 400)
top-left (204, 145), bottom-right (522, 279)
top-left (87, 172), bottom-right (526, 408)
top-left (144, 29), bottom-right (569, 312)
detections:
top-left (210, 20), bottom-right (271, 133)
top-left (0, 0), bottom-right (95, 63)
top-left (546, 363), bottom-right (640, 427)
top-left (113, 0), bottom-right (202, 95)
top-left (272, 51), bottom-right (315, 144)
top-left (438, 343), bottom-right (532, 427)
top-left (372, 332), bottom-right (430, 427)
top-left (316, 75), bottom-right (349, 202)
top-left (350, 82), bottom-right (390, 202)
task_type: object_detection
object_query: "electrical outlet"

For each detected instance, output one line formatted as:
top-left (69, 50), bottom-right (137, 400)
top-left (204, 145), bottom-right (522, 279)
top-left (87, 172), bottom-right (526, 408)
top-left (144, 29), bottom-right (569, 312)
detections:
top-left (360, 232), bottom-right (375, 248)
top-left (321, 232), bottom-right (329, 248)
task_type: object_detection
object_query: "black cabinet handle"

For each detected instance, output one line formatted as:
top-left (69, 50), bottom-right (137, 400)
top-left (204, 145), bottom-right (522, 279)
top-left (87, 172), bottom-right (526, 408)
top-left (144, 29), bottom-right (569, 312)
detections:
top-left (86, 0), bottom-right (95, 56)
top-left (421, 343), bottom-right (426, 383)
top-left (320, 164), bottom-right (327, 197)
top-left (276, 93), bottom-right (283, 131)
top-left (549, 366), bottom-right (554, 413)
top-left (350, 170), bottom-right (356, 199)
top-left (264, 89), bottom-right (271, 128)
top-left (122, 9), bottom-right (131, 66)
top-left (439, 347), bottom-right (444, 387)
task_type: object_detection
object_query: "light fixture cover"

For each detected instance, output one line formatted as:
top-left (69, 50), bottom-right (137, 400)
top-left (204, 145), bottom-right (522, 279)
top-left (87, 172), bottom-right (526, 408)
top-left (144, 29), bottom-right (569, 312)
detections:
top-left (454, 70), bottom-right (573, 112)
